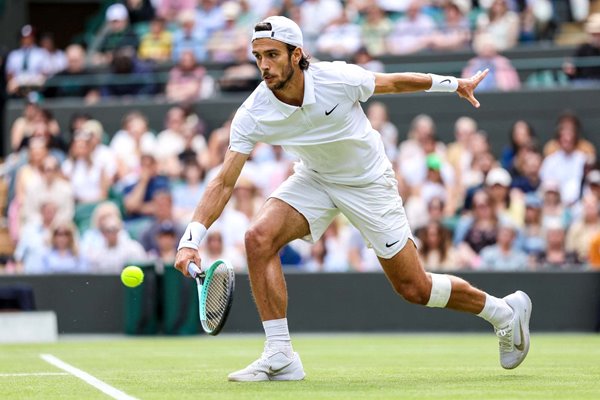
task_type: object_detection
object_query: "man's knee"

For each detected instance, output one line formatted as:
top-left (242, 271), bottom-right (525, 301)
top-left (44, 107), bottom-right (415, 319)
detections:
top-left (245, 224), bottom-right (277, 257)
top-left (392, 281), bottom-right (431, 305)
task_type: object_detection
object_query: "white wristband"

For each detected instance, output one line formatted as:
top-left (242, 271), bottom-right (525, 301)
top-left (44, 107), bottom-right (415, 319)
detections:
top-left (177, 222), bottom-right (207, 251)
top-left (426, 74), bottom-right (458, 92)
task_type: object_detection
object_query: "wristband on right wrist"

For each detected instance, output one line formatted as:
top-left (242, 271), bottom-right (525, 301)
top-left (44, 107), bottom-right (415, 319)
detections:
top-left (426, 73), bottom-right (458, 93)
top-left (177, 222), bottom-right (207, 251)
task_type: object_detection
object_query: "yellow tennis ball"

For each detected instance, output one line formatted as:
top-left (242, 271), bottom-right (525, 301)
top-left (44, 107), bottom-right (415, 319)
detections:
top-left (121, 266), bottom-right (144, 288)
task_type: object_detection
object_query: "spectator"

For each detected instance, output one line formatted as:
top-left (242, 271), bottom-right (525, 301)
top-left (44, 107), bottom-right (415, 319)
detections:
top-left (81, 119), bottom-right (118, 185)
top-left (539, 118), bottom-right (588, 206)
top-left (454, 190), bottom-right (499, 267)
top-left (299, 0), bottom-right (343, 52)
top-left (124, 0), bottom-right (156, 25)
top-left (6, 25), bottom-right (48, 97)
top-left (417, 221), bottom-right (458, 271)
top-left (461, 147), bottom-right (497, 209)
top-left (446, 116), bottom-right (478, 184)
top-left (511, 151), bottom-right (542, 194)
top-left (95, 3), bottom-right (140, 65)
top-left (172, 160), bottom-right (206, 224)
top-left (200, 229), bottom-right (246, 272)
top-left (86, 215), bottom-right (147, 274)
top-left (139, 190), bottom-right (184, 253)
top-left (166, 49), bottom-right (213, 102)
top-left (563, 14), bottom-right (600, 84)
top-left (366, 102), bottom-right (398, 161)
top-left (303, 237), bottom-right (328, 272)
top-left (429, 0), bottom-right (471, 51)
top-left (20, 155), bottom-right (73, 228)
top-left (352, 47), bottom-right (385, 73)
top-left (44, 44), bottom-right (99, 101)
top-left (589, 230), bottom-right (600, 269)
top-left (14, 201), bottom-right (58, 274)
top-left (38, 32), bottom-right (66, 76)
top-left (316, 11), bottom-right (362, 58)
top-left (155, 106), bottom-right (207, 176)
top-left (359, 3), bottom-right (393, 57)
top-left (542, 112), bottom-right (596, 160)
top-left (218, 43), bottom-right (261, 92)
top-left (519, 194), bottom-right (546, 260)
top-left (110, 111), bottom-right (157, 182)
top-left (462, 33), bottom-right (521, 92)
top-left (485, 167), bottom-right (524, 225)
top-left (62, 130), bottom-right (110, 204)
top-left (79, 201), bottom-right (126, 251)
top-left (500, 120), bottom-right (537, 173)
top-left (386, 0), bottom-right (436, 55)
top-left (9, 100), bottom-right (46, 152)
top-left (565, 194), bottom-right (600, 263)
top-left (40, 221), bottom-right (87, 273)
top-left (157, 0), bottom-right (195, 22)
top-left (15, 107), bottom-right (67, 155)
top-left (475, 0), bottom-right (520, 51)
top-left (123, 154), bottom-right (170, 219)
top-left (540, 180), bottom-right (570, 229)
top-left (480, 222), bottom-right (528, 270)
top-left (206, 1), bottom-right (247, 63)
top-left (150, 221), bottom-right (178, 270)
top-left (138, 17), bottom-right (173, 62)
top-left (535, 219), bottom-right (579, 269)
top-left (195, 0), bottom-right (226, 38)
top-left (172, 9), bottom-right (208, 63)
top-left (101, 46), bottom-right (157, 98)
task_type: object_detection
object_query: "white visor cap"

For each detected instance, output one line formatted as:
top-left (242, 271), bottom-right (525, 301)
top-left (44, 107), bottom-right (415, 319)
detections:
top-left (251, 16), bottom-right (303, 49)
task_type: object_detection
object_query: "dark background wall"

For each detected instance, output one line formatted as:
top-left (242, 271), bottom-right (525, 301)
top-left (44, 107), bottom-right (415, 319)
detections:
top-left (5, 88), bottom-right (600, 159)
top-left (1, 271), bottom-right (599, 334)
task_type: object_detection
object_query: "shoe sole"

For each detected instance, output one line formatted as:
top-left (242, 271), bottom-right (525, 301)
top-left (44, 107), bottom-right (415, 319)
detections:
top-left (503, 290), bottom-right (532, 369)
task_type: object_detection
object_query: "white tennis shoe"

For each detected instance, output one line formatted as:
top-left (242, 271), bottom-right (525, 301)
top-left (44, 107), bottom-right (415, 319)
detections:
top-left (228, 343), bottom-right (305, 382)
top-left (496, 290), bottom-right (532, 369)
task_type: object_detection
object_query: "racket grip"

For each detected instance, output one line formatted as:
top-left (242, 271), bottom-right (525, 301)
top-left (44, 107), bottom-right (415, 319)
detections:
top-left (187, 262), bottom-right (202, 278)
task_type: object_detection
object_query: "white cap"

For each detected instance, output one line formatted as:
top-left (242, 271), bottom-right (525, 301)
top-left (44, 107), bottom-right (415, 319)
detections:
top-left (106, 3), bottom-right (128, 22)
top-left (485, 167), bottom-right (511, 187)
top-left (251, 16), bottom-right (303, 48)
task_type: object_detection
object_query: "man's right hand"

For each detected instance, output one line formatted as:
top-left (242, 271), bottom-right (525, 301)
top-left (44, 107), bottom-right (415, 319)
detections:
top-left (174, 247), bottom-right (201, 278)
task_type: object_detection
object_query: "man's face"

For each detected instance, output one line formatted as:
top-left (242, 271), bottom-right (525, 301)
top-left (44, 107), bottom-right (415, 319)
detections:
top-left (252, 39), bottom-right (297, 91)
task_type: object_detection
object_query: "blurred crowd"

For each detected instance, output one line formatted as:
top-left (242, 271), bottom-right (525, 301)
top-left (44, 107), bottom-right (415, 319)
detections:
top-left (4, 0), bottom-right (600, 100)
top-left (1, 97), bottom-right (599, 275)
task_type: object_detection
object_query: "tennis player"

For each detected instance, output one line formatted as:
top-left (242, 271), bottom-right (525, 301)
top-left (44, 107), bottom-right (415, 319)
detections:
top-left (175, 16), bottom-right (532, 382)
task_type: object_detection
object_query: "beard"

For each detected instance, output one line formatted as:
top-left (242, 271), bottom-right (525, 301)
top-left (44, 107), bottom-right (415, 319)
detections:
top-left (267, 58), bottom-right (295, 91)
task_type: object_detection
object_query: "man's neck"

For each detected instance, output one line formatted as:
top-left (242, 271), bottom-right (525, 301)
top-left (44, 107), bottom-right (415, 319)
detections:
top-left (272, 68), bottom-right (305, 107)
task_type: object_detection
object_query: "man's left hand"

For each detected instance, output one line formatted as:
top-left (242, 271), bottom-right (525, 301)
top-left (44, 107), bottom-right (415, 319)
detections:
top-left (456, 69), bottom-right (489, 108)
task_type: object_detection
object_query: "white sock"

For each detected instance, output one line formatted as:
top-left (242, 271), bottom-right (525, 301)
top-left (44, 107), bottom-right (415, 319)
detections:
top-left (263, 318), bottom-right (292, 350)
top-left (478, 294), bottom-right (514, 328)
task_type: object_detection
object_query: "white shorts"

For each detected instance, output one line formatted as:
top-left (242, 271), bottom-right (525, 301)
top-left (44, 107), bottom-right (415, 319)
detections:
top-left (270, 167), bottom-right (414, 259)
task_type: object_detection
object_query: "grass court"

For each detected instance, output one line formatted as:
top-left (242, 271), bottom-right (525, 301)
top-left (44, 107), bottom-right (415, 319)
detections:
top-left (1, 334), bottom-right (599, 399)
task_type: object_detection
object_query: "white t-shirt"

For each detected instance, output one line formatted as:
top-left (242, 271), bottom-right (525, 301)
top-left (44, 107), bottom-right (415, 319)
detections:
top-left (229, 61), bottom-right (391, 186)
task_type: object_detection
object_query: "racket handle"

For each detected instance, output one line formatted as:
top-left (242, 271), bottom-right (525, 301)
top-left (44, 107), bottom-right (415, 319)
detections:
top-left (187, 262), bottom-right (202, 278)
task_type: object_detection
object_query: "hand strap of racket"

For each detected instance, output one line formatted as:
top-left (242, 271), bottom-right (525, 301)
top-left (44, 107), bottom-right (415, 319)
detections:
top-left (178, 221), bottom-right (207, 251)
top-left (426, 74), bottom-right (458, 92)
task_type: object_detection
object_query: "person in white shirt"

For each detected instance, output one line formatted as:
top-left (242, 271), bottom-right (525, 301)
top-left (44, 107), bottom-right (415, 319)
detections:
top-left (174, 16), bottom-right (532, 381)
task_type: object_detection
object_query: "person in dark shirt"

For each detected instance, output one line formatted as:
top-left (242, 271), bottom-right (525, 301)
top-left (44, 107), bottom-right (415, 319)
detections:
top-left (96, 3), bottom-right (140, 64)
top-left (44, 44), bottom-right (99, 100)
top-left (100, 46), bottom-right (156, 97)
top-left (123, 153), bottom-right (170, 219)
top-left (564, 14), bottom-right (600, 83)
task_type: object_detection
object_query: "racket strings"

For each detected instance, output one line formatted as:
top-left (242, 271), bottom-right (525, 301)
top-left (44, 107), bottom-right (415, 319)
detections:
top-left (204, 265), bottom-right (232, 331)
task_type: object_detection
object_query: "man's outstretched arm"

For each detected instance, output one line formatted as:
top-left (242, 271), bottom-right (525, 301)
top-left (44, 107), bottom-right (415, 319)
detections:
top-left (373, 69), bottom-right (489, 108)
top-left (175, 149), bottom-right (249, 276)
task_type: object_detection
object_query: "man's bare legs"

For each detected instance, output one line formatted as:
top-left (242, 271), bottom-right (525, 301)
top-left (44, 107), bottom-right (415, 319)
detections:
top-left (227, 198), bottom-right (310, 381)
top-left (244, 198), bottom-right (311, 321)
top-left (379, 241), bottom-right (506, 318)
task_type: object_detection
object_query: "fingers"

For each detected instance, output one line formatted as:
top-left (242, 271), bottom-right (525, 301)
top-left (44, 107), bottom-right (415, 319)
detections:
top-left (473, 69), bottom-right (489, 84)
top-left (175, 248), bottom-right (200, 277)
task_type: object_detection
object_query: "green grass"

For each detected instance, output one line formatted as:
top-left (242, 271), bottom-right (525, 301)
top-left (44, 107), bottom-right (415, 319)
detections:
top-left (1, 334), bottom-right (599, 399)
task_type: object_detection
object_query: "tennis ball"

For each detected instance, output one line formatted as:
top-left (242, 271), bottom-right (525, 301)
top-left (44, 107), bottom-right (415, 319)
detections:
top-left (121, 266), bottom-right (144, 288)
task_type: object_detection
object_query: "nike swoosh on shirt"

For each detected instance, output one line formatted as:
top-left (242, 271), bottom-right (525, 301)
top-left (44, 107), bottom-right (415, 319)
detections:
top-left (385, 240), bottom-right (400, 248)
top-left (325, 104), bottom-right (339, 116)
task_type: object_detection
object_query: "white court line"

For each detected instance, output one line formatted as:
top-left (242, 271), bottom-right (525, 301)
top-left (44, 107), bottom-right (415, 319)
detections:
top-left (40, 354), bottom-right (139, 400)
top-left (0, 372), bottom-right (68, 377)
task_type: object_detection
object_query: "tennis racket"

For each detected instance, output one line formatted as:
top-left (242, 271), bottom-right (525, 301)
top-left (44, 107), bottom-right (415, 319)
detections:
top-left (187, 259), bottom-right (235, 335)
